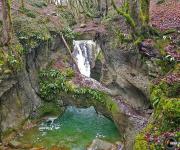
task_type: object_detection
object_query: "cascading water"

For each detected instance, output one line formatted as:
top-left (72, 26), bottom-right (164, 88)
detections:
top-left (72, 40), bottom-right (101, 77)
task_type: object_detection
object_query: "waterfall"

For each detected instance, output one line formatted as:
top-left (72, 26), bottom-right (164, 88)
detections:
top-left (72, 40), bottom-right (101, 77)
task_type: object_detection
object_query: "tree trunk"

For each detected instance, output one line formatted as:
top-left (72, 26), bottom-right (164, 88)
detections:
top-left (21, 0), bottom-right (24, 8)
top-left (105, 0), bottom-right (108, 16)
top-left (61, 34), bottom-right (80, 73)
top-left (1, 0), bottom-right (12, 46)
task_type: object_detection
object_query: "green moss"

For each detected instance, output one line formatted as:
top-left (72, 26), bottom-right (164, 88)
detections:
top-left (111, 0), bottom-right (136, 29)
top-left (134, 134), bottom-right (149, 150)
top-left (151, 81), bottom-right (180, 131)
top-left (36, 102), bottom-right (63, 118)
top-left (139, 0), bottom-right (149, 25)
top-left (134, 36), bottom-right (144, 46)
top-left (13, 16), bottom-right (51, 52)
top-left (135, 79), bottom-right (179, 149)
top-left (2, 128), bottom-right (17, 138)
top-left (63, 68), bottom-right (75, 79)
top-left (39, 69), bottom-right (120, 115)
top-left (154, 38), bottom-right (170, 55)
top-left (134, 124), bottom-right (156, 150)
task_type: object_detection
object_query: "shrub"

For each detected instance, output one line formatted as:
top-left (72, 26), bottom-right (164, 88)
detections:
top-left (39, 68), bottom-right (119, 114)
top-left (32, 1), bottom-right (47, 8)
top-left (19, 7), bottom-right (36, 18)
top-left (13, 16), bottom-right (51, 52)
top-left (39, 69), bottom-right (66, 102)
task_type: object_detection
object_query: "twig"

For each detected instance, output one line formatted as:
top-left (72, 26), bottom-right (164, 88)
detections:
top-left (61, 34), bottom-right (80, 73)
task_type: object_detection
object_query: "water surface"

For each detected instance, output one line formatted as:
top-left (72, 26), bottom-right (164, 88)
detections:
top-left (17, 106), bottom-right (120, 150)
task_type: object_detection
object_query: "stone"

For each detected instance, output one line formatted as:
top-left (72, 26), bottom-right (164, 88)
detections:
top-left (21, 144), bottom-right (33, 149)
top-left (87, 139), bottom-right (117, 150)
top-left (115, 141), bottom-right (124, 150)
top-left (3, 69), bottom-right (12, 75)
top-left (8, 140), bottom-right (21, 148)
top-left (30, 147), bottom-right (46, 150)
top-left (140, 39), bottom-right (159, 58)
top-left (80, 23), bottom-right (86, 28)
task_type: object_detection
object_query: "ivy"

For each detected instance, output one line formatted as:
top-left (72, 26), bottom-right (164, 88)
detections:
top-left (39, 68), bottom-right (119, 114)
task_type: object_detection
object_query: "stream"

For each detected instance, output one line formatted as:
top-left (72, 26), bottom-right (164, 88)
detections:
top-left (16, 106), bottom-right (120, 150)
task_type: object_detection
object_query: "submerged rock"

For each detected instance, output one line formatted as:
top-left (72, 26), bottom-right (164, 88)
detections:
top-left (87, 139), bottom-right (117, 150)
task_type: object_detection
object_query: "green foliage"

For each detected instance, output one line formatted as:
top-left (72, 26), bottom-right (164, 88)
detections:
top-left (13, 16), bottom-right (51, 52)
top-left (114, 29), bottom-right (132, 44)
top-left (156, 55), bottom-right (176, 74)
top-left (68, 0), bottom-right (100, 18)
top-left (39, 69), bottom-right (67, 102)
top-left (64, 68), bottom-right (75, 79)
top-left (74, 87), bottom-right (104, 101)
top-left (57, 7), bottom-right (76, 26)
top-left (150, 82), bottom-right (180, 131)
top-left (39, 69), bottom-right (120, 114)
top-left (7, 53), bottom-right (21, 70)
top-left (134, 134), bottom-right (149, 150)
top-left (61, 27), bottom-right (78, 41)
top-left (154, 38), bottom-right (170, 55)
top-left (31, 1), bottom-right (47, 8)
top-left (112, 0), bottom-right (136, 29)
top-left (19, 7), bottom-right (36, 18)
top-left (139, 0), bottom-right (149, 25)
top-left (134, 124), bottom-right (155, 150)
top-left (134, 36), bottom-right (144, 46)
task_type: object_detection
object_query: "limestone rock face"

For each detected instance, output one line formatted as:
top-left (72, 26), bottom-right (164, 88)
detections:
top-left (0, 36), bottom-right (65, 134)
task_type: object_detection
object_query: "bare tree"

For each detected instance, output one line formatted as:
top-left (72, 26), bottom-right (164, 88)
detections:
top-left (1, 0), bottom-right (12, 46)
top-left (21, 0), bottom-right (24, 8)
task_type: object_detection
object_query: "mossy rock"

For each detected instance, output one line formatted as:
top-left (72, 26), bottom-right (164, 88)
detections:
top-left (13, 16), bottom-right (52, 51)
top-left (34, 102), bottom-right (64, 119)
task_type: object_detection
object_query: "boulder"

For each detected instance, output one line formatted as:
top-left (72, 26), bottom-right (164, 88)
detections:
top-left (87, 139), bottom-right (117, 150)
top-left (140, 39), bottom-right (159, 58)
top-left (8, 140), bottom-right (21, 148)
top-left (80, 23), bottom-right (87, 28)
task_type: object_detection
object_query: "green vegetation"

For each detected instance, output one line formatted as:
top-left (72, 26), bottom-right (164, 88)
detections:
top-left (111, 0), bottom-right (136, 30)
top-left (135, 79), bottom-right (180, 149)
top-left (39, 68), bottom-right (120, 115)
top-left (35, 102), bottom-right (63, 118)
top-left (19, 7), bottom-right (37, 18)
top-left (13, 16), bottom-right (51, 53)
top-left (139, 0), bottom-right (149, 25)
top-left (39, 69), bottom-right (67, 102)
top-left (61, 27), bottom-right (79, 42)
top-left (156, 56), bottom-right (176, 74)
top-left (31, 1), bottom-right (47, 8)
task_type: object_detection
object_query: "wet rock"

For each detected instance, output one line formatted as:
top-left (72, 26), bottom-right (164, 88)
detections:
top-left (87, 139), bottom-right (117, 150)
